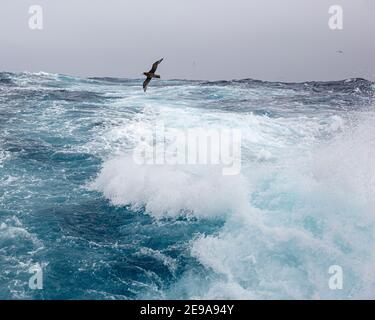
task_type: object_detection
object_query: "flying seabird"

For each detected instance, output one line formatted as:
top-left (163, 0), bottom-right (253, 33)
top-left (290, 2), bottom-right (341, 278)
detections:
top-left (143, 58), bottom-right (163, 92)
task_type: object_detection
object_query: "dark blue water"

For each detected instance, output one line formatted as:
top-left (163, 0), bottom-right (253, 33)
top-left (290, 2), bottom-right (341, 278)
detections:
top-left (1, 72), bottom-right (375, 299)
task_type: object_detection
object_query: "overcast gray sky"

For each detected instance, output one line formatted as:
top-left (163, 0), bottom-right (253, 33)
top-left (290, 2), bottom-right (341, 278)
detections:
top-left (0, 0), bottom-right (374, 81)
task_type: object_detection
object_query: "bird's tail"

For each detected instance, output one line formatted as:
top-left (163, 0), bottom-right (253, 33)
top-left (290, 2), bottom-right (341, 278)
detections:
top-left (153, 74), bottom-right (161, 79)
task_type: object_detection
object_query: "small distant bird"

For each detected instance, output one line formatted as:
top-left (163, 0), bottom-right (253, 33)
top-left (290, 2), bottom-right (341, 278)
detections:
top-left (143, 58), bottom-right (163, 92)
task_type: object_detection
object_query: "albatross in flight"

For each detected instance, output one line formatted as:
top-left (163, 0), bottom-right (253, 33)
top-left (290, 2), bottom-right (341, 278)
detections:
top-left (143, 58), bottom-right (163, 92)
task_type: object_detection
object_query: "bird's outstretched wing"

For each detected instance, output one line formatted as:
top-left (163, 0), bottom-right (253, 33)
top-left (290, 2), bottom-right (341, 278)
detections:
top-left (143, 77), bottom-right (151, 92)
top-left (149, 58), bottom-right (164, 73)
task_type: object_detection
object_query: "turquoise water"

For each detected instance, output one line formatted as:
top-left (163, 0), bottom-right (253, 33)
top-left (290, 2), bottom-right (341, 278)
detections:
top-left (1, 72), bottom-right (375, 299)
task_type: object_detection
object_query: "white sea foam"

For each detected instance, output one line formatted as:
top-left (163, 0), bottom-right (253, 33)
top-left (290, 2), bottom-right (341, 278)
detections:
top-left (90, 155), bottom-right (250, 219)
top-left (91, 103), bottom-right (346, 218)
top-left (0, 150), bottom-right (10, 167)
top-left (183, 113), bottom-right (375, 299)
top-left (0, 216), bottom-right (45, 299)
top-left (91, 89), bottom-right (375, 298)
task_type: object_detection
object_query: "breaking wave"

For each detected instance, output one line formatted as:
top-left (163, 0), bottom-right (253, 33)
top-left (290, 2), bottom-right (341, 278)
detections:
top-left (1, 71), bottom-right (375, 299)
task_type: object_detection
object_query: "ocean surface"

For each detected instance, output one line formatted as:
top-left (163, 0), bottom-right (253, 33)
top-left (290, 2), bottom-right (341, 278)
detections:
top-left (1, 71), bottom-right (375, 299)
